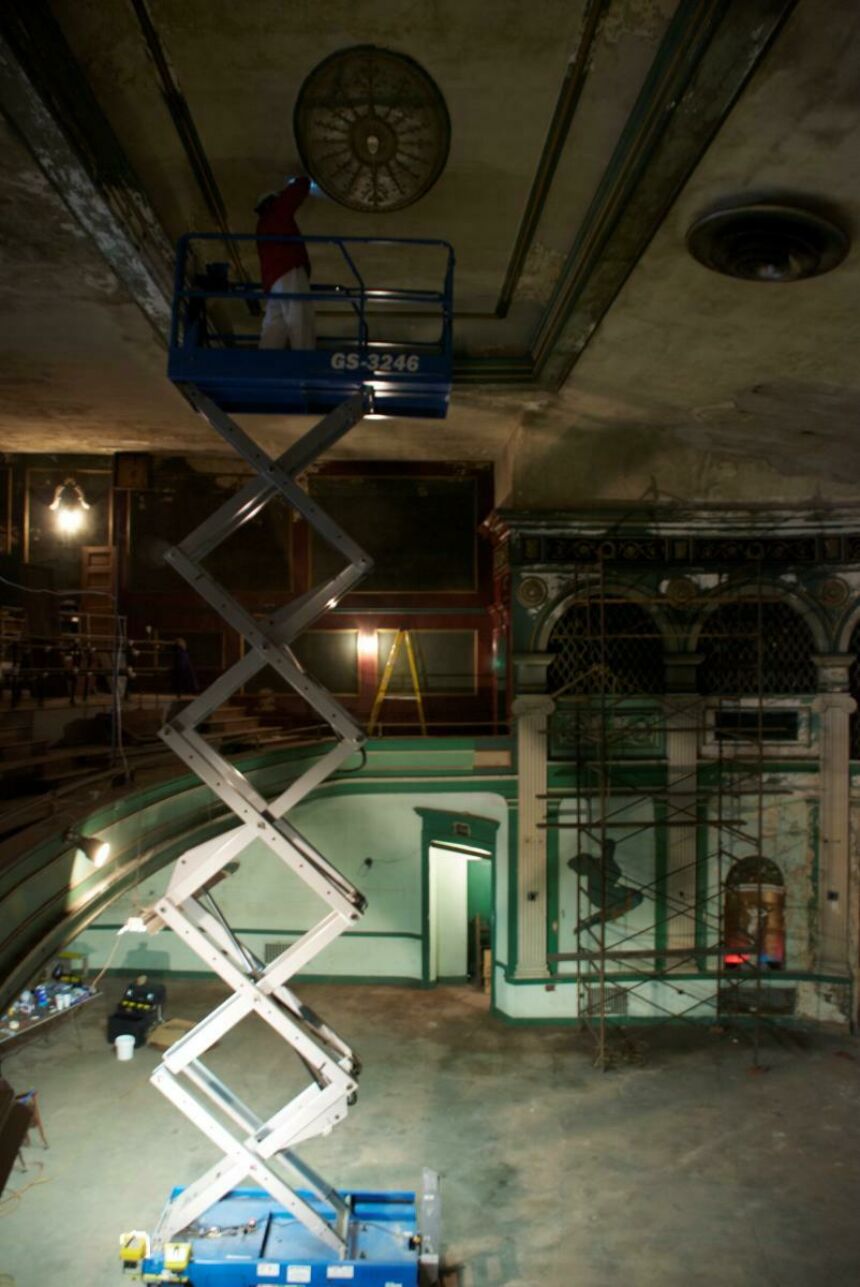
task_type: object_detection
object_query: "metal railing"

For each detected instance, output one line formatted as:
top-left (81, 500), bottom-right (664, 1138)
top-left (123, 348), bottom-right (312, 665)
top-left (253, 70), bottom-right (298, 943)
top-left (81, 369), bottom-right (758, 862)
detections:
top-left (171, 232), bottom-right (455, 355)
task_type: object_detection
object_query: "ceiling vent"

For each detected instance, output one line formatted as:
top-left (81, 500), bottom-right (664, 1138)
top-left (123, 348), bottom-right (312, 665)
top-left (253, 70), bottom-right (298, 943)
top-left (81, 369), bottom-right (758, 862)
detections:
top-left (686, 204), bottom-right (849, 282)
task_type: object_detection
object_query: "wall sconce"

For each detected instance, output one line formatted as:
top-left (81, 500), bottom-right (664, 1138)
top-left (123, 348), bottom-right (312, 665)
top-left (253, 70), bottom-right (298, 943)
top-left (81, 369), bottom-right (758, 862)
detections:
top-left (49, 477), bottom-right (90, 535)
top-left (65, 828), bottom-right (110, 868)
top-left (357, 631), bottom-right (376, 661)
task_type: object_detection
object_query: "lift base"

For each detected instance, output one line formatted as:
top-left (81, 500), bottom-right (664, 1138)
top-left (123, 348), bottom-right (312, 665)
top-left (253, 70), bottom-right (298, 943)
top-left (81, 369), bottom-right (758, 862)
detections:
top-left (129, 1185), bottom-right (439, 1287)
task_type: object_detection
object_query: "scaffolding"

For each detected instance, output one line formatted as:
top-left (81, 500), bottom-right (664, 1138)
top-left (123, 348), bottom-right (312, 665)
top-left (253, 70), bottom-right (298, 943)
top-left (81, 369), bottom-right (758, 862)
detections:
top-left (543, 553), bottom-right (817, 1069)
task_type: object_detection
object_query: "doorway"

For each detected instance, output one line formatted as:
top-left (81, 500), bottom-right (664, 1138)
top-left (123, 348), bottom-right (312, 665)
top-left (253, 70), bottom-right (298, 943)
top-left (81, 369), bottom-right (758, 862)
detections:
top-left (427, 843), bottom-right (491, 984)
top-left (417, 807), bottom-right (500, 994)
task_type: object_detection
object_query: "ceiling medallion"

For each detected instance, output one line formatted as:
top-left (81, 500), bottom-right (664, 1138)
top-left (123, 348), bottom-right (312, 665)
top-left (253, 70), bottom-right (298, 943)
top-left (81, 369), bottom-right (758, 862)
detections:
top-left (294, 46), bottom-right (451, 213)
top-left (517, 577), bottom-right (548, 609)
top-left (687, 204), bottom-right (849, 282)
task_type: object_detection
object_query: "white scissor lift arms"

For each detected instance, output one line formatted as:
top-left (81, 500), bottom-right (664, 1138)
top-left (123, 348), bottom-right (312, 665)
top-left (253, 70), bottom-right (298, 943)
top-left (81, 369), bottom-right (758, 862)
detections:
top-left (139, 384), bottom-right (409, 1259)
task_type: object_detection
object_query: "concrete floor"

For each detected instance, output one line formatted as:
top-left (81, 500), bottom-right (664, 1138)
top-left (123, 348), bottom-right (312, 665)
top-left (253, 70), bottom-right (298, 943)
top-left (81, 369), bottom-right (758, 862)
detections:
top-left (1, 980), bottom-right (859, 1287)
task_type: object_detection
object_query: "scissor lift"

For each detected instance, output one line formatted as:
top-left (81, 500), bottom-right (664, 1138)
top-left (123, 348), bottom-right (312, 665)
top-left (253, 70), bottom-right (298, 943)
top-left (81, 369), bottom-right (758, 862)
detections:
top-left (120, 235), bottom-right (453, 1286)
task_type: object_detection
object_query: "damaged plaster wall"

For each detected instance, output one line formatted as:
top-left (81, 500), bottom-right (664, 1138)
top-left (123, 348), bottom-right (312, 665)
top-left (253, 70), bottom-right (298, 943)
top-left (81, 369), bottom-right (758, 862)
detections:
top-left (501, 384), bottom-right (860, 509)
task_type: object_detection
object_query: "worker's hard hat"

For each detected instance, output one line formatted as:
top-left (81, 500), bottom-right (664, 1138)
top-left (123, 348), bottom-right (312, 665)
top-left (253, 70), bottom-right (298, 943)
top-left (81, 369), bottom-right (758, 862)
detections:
top-left (254, 191), bottom-right (277, 212)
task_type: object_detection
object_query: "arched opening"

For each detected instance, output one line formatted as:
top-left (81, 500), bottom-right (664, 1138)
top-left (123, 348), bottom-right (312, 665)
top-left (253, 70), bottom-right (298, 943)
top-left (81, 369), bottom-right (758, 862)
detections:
top-left (697, 600), bottom-right (817, 696)
top-left (546, 598), bottom-right (664, 696)
top-left (724, 856), bottom-right (785, 970)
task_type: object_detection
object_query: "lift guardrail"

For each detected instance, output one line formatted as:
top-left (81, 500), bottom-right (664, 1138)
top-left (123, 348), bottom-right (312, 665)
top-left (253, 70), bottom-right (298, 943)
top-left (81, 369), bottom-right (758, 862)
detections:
top-left (168, 233), bottom-right (454, 418)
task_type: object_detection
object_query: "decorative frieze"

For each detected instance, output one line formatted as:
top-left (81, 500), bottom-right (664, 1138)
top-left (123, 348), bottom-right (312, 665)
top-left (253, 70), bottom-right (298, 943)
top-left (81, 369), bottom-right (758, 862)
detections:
top-left (510, 531), bottom-right (860, 569)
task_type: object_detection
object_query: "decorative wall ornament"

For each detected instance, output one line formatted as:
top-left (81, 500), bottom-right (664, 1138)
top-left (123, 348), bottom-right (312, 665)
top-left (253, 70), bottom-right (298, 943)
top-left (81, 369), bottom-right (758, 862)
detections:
top-left (294, 46), bottom-right (451, 212)
top-left (664, 576), bottom-right (698, 606)
top-left (512, 531), bottom-right (850, 567)
top-left (817, 576), bottom-right (850, 608)
top-left (516, 576), bottom-right (548, 608)
top-left (550, 706), bottom-right (664, 759)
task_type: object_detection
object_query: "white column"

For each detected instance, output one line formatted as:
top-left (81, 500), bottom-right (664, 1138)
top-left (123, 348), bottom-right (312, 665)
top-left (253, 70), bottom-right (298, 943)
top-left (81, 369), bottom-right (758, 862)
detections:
top-left (512, 694), bottom-right (554, 978)
top-left (812, 658), bottom-right (856, 974)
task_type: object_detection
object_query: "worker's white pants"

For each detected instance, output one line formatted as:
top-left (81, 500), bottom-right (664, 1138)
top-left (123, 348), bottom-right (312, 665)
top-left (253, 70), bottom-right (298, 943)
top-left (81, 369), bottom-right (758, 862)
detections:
top-left (259, 267), bottom-right (316, 350)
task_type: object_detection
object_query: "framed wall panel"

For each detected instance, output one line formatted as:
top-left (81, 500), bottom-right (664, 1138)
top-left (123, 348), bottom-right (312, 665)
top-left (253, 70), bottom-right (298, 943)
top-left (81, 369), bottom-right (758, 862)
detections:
top-left (242, 630), bottom-right (359, 697)
top-left (309, 474), bottom-right (478, 592)
top-left (377, 629), bottom-right (478, 695)
top-left (126, 464), bottom-right (292, 595)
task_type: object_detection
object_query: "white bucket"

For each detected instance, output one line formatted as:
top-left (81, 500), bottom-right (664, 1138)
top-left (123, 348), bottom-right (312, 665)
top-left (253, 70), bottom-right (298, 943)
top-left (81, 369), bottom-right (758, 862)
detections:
top-left (115, 1034), bottom-right (136, 1062)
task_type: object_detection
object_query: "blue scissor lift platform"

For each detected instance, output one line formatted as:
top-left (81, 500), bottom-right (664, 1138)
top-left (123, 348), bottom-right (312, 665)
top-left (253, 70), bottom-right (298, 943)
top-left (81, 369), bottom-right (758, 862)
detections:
top-left (122, 234), bottom-right (450, 1287)
top-left (168, 232), bottom-right (454, 419)
top-left (135, 1184), bottom-right (439, 1286)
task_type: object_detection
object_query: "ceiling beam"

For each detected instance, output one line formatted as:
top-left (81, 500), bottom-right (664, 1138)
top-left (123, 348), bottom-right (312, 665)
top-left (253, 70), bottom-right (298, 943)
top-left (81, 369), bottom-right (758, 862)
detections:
top-left (531, 0), bottom-right (800, 390)
top-left (494, 0), bottom-right (611, 319)
top-left (0, 1), bottom-right (174, 343)
top-left (128, 0), bottom-right (256, 310)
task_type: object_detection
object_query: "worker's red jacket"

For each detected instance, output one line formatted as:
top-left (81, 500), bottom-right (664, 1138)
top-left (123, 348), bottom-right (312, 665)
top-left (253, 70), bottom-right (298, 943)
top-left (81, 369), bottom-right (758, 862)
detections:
top-left (256, 177), bottom-right (311, 292)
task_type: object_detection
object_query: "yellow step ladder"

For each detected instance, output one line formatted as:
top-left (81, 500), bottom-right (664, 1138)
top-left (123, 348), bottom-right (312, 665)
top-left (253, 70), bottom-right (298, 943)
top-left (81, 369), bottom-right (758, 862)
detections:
top-left (368, 628), bottom-right (427, 736)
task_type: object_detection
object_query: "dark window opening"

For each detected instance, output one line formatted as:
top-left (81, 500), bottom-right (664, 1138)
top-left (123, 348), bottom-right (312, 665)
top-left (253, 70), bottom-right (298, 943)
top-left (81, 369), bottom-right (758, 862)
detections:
top-left (547, 600), bottom-right (664, 696)
top-left (698, 601), bottom-right (816, 695)
top-left (714, 710), bottom-right (799, 742)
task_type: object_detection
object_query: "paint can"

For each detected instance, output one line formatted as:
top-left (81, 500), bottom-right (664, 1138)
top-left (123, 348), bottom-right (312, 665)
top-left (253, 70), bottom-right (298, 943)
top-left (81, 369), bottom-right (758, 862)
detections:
top-left (115, 1034), bottom-right (136, 1062)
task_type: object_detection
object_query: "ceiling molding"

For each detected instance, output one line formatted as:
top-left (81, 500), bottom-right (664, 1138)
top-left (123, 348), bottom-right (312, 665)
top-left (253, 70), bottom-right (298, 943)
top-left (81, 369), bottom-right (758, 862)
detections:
top-left (530, 0), bottom-right (801, 390)
top-left (128, 0), bottom-right (256, 307)
top-left (494, 0), bottom-right (611, 319)
top-left (0, 1), bottom-right (174, 343)
top-left (0, 0), bottom-right (803, 398)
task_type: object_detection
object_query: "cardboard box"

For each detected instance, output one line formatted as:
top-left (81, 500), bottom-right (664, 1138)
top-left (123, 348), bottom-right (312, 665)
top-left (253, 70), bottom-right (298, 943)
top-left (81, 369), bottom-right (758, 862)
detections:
top-left (148, 1018), bottom-right (196, 1051)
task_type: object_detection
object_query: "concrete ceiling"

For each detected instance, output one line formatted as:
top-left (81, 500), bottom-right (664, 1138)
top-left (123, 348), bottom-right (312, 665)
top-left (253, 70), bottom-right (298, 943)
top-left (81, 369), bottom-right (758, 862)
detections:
top-left (1, 0), bottom-right (859, 507)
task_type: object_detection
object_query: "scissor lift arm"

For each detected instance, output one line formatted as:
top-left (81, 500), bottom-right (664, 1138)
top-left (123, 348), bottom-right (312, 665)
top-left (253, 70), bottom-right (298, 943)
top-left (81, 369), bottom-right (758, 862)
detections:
top-left (127, 385), bottom-right (439, 1284)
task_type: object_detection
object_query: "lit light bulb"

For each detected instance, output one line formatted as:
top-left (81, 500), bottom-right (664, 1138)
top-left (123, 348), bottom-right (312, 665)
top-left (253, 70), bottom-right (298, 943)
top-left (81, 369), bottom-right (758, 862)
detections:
top-left (56, 506), bottom-right (84, 535)
top-left (92, 841), bottom-right (111, 868)
top-left (49, 477), bottom-right (90, 535)
top-left (65, 829), bottom-right (110, 867)
top-left (357, 632), bottom-right (376, 660)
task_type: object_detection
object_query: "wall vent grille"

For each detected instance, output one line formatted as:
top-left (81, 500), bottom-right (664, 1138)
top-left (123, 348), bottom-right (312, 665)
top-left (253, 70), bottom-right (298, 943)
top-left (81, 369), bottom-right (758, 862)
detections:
top-left (264, 940), bottom-right (293, 965)
top-left (583, 985), bottom-right (628, 1017)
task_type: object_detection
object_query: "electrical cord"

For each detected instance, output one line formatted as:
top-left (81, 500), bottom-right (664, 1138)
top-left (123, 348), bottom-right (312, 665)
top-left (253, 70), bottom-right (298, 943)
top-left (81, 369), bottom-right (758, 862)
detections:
top-left (91, 933), bottom-right (126, 989)
top-left (0, 1168), bottom-right (50, 1216)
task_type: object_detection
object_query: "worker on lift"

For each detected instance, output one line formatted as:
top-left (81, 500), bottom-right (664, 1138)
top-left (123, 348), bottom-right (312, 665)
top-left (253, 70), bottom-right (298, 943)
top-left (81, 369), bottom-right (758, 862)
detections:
top-left (255, 175), bottom-right (316, 350)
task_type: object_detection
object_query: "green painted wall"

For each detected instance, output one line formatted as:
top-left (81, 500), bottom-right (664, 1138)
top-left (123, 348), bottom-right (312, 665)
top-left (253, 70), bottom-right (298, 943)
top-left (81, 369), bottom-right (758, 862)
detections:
top-left (467, 859), bottom-right (492, 923)
top-left (74, 789), bottom-right (509, 985)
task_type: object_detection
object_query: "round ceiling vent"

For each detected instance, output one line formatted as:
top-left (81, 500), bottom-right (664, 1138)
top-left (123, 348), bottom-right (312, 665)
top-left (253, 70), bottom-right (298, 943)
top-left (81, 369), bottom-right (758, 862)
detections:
top-left (294, 46), bottom-right (451, 213)
top-left (687, 204), bottom-right (849, 282)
